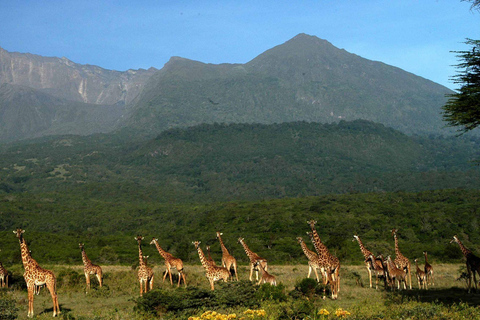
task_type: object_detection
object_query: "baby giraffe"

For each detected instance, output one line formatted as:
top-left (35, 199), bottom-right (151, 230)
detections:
top-left (254, 260), bottom-right (277, 286)
top-left (414, 258), bottom-right (428, 290)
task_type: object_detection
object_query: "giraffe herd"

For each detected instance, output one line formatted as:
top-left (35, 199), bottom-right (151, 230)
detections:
top-left (2, 227), bottom-right (480, 317)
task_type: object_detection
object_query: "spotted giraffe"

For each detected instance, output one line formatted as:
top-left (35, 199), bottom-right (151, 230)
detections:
top-left (297, 237), bottom-right (321, 282)
top-left (14, 229), bottom-right (60, 318)
top-left (79, 243), bottom-right (103, 290)
top-left (391, 229), bottom-right (412, 289)
top-left (192, 241), bottom-right (230, 290)
top-left (0, 251), bottom-right (8, 288)
top-left (216, 232), bottom-right (238, 281)
top-left (238, 237), bottom-right (267, 281)
top-left (451, 235), bottom-right (480, 293)
top-left (353, 234), bottom-right (376, 288)
top-left (423, 251), bottom-right (434, 287)
top-left (307, 220), bottom-right (340, 299)
top-left (206, 246), bottom-right (217, 266)
top-left (135, 236), bottom-right (154, 296)
top-left (149, 238), bottom-right (186, 287)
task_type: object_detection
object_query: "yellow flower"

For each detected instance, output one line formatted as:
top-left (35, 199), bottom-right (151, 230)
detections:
top-left (335, 308), bottom-right (351, 318)
top-left (318, 308), bottom-right (330, 316)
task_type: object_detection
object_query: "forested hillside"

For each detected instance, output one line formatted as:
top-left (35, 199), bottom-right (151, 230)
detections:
top-left (0, 120), bottom-right (479, 202)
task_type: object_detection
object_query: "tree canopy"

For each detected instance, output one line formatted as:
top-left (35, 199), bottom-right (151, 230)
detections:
top-left (443, 39), bottom-right (480, 133)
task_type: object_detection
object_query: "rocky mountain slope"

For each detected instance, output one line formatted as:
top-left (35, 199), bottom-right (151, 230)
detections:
top-left (0, 46), bottom-right (157, 105)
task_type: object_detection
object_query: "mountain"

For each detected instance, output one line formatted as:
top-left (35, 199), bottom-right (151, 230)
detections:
top-left (0, 34), bottom-right (458, 141)
top-left (0, 83), bottom-right (123, 142)
top-left (0, 46), bottom-right (157, 105)
top-left (123, 33), bottom-right (453, 136)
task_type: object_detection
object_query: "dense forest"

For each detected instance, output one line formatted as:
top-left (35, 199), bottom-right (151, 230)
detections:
top-left (0, 189), bottom-right (479, 266)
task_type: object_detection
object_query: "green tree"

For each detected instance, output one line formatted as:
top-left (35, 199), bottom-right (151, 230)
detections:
top-left (443, 1), bottom-right (480, 132)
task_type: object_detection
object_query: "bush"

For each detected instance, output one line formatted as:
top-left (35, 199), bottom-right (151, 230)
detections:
top-left (0, 291), bottom-right (18, 320)
top-left (291, 278), bottom-right (326, 300)
top-left (255, 283), bottom-right (287, 302)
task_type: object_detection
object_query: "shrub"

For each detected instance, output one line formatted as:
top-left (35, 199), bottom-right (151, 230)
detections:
top-left (255, 283), bottom-right (287, 302)
top-left (0, 291), bottom-right (18, 320)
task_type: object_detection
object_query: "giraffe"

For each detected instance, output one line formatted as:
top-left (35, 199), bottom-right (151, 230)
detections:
top-left (238, 237), bottom-right (267, 282)
top-left (450, 235), bottom-right (480, 293)
top-left (206, 246), bottom-right (217, 266)
top-left (386, 255), bottom-right (407, 290)
top-left (353, 234), bottom-right (376, 288)
top-left (216, 231), bottom-right (238, 281)
top-left (414, 258), bottom-right (427, 289)
top-left (149, 238), bottom-right (187, 287)
top-left (192, 241), bottom-right (230, 290)
top-left (13, 229), bottom-right (60, 318)
top-left (135, 236), bottom-right (154, 296)
top-left (254, 260), bottom-right (277, 286)
top-left (366, 254), bottom-right (388, 289)
top-left (307, 220), bottom-right (340, 299)
top-left (79, 243), bottom-right (103, 290)
top-left (0, 254), bottom-right (8, 288)
top-left (423, 251), bottom-right (434, 286)
top-left (296, 236), bottom-right (321, 282)
top-left (391, 229), bottom-right (412, 289)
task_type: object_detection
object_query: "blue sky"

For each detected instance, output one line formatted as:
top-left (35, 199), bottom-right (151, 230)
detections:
top-left (0, 1), bottom-right (478, 90)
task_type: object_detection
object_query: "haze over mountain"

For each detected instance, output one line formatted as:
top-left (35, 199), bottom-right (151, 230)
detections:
top-left (0, 34), bottom-right (455, 142)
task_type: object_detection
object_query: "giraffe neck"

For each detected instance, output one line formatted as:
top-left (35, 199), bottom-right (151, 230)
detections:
top-left (240, 241), bottom-right (257, 263)
top-left (310, 229), bottom-right (327, 257)
top-left (81, 249), bottom-right (92, 266)
top-left (355, 237), bottom-right (373, 258)
top-left (153, 241), bottom-right (170, 260)
top-left (393, 234), bottom-right (402, 256)
top-left (138, 243), bottom-right (145, 267)
top-left (218, 235), bottom-right (230, 255)
top-left (196, 246), bottom-right (210, 269)
top-left (299, 240), bottom-right (317, 261)
top-left (424, 252), bottom-right (429, 263)
top-left (18, 237), bottom-right (32, 268)
top-left (456, 239), bottom-right (472, 257)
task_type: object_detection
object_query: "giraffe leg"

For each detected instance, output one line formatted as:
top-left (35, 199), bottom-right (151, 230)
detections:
top-left (85, 273), bottom-right (90, 290)
top-left (408, 265), bottom-right (412, 290)
top-left (46, 281), bottom-right (59, 317)
top-left (314, 267), bottom-right (320, 283)
top-left (27, 285), bottom-right (34, 318)
top-left (96, 272), bottom-right (103, 287)
top-left (168, 268), bottom-right (173, 286)
top-left (150, 275), bottom-right (154, 291)
top-left (209, 279), bottom-right (215, 291)
top-left (367, 265), bottom-right (372, 288)
top-left (249, 264), bottom-right (254, 281)
top-left (233, 262), bottom-right (238, 281)
top-left (307, 265), bottom-right (312, 279)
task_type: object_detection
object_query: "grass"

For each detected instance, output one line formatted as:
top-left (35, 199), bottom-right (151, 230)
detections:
top-left (2, 263), bottom-right (480, 319)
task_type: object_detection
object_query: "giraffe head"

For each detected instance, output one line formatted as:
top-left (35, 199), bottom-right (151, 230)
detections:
top-left (192, 241), bottom-right (201, 249)
top-left (450, 235), bottom-right (459, 244)
top-left (143, 255), bottom-right (149, 264)
top-left (296, 237), bottom-right (303, 243)
top-left (13, 228), bottom-right (25, 240)
top-left (391, 229), bottom-right (398, 237)
top-left (353, 234), bottom-right (360, 242)
top-left (79, 243), bottom-right (85, 251)
top-left (423, 251), bottom-right (427, 256)
top-left (307, 220), bottom-right (317, 230)
top-left (135, 236), bottom-right (144, 244)
top-left (216, 231), bottom-right (223, 238)
top-left (149, 238), bottom-right (158, 245)
top-left (237, 237), bottom-right (244, 244)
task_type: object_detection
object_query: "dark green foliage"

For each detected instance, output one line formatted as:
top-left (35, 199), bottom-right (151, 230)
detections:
top-left (256, 283), bottom-right (288, 302)
top-left (291, 278), bottom-right (326, 300)
top-left (443, 39), bottom-right (480, 133)
top-left (0, 291), bottom-right (18, 320)
top-left (134, 281), bottom-right (260, 316)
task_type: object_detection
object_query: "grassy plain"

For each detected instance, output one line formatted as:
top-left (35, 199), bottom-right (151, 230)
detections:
top-left (2, 263), bottom-right (480, 319)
